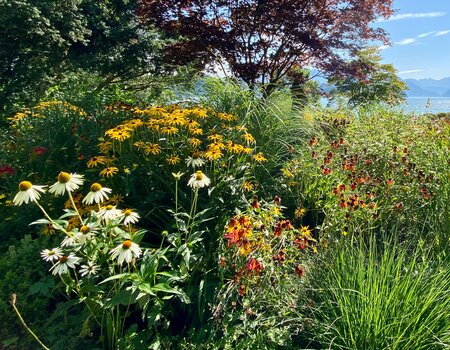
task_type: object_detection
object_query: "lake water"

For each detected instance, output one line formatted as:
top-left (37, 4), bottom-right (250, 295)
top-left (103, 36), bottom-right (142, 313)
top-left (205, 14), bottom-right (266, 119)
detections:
top-left (402, 97), bottom-right (450, 114)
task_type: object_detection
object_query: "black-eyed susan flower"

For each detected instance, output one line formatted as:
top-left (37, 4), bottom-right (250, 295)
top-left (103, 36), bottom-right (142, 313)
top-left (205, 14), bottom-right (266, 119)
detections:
top-left (49, 254), bottom-right (81, 276)
top-left (242, 181), bottom-right (254, 192)
top-left (208, 134), bottom-right (223, 142)
top-left (191, 128), bottom-right (203, 135)
top-left (166, 155), bottom-right (181, 165)
top-left (49, 172), bottom-right (84, 196)
top-left (87, 156), bottom-right (108, 168)
top-left (160, 126), bottom-right (178, 136)
top-left (122, 208), bottom-right (140, 225)
top-left (204, 148), bottom-right (223, 160)
top-left (13, 181), bottom-right (46, 206)
top-left (188, 170), bottom-right (211, 189)
top-left (226, 141), bottom-right (244, 154)
top-left (40, 247), bottom-right (63, 262)
top-left (144, 143), bottom-right (161, 155)
top-left (294, 207), bottom-right (306, 218)
top-left (252, 152), bottom-right (267, 162)
top-left (82, 183), bottom-right (112, 205)
top-left (242, 133), bottom-right (255, 143)
top-left (189, 138), bottom-right (202, 148)
top-left (110, 240), bottom-right (142, 265)
top-left (100, 167), bottom-right (119, 177)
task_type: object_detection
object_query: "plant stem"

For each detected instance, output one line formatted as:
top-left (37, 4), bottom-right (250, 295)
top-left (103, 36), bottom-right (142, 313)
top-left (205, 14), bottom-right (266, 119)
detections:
top-left (10, 294), bottom-right (50, 350)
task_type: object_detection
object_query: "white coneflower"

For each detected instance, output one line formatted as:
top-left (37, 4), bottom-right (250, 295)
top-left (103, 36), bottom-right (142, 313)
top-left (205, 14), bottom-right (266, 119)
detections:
top-left (48, 171), bottom-right (84, 196)
top-left (40, 247), bottom-right (63, 262)
top-left (110, 240), bottom-right (142, 265)
top-left (49, 254), bottom-right (81, 276)
top-left (13, 181), bottom-right (46, 206)
top-left (185, 153), bottom-right (205, 168)
top-left (122, 209), bottom-right (140, 225)
top-left (187, 170), bottom-right (211, 189)
top-left (82, 183), bottom-right (112, 205)
top-left (79, 261), bottom-right (100, 277)
top-left (99, 205), bottom-right (122, 222)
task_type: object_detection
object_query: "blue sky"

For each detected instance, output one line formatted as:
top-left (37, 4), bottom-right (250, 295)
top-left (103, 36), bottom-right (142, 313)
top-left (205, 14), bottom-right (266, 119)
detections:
top-left (376, 0), bottom-right (450, 80)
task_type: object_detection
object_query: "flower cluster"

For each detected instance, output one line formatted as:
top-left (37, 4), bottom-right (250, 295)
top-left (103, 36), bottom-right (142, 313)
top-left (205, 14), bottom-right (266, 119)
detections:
top-left (12, 172), bottom-right (145, 278)
top-left (220, 197), bottom-right (316, 297)
top-left (86, 104), bottom-right (267, 179)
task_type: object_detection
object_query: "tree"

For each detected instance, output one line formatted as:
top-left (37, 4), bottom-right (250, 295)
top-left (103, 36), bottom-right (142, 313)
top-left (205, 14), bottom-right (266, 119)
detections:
top-left (329, 47), bottom-right (408, 106)
top-left (0, 0), bottom-right (164, 115)
top-left (138, 0), bottom-right (394, 93)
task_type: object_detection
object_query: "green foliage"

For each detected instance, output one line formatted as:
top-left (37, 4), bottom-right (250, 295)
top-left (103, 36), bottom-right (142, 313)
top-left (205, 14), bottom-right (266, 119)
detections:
top-left (330, 47), bottom-right (408, 106)
top-left (304, 237), bottom-right (450, 349)
top-left (0, 0), bottom-right (164, 117)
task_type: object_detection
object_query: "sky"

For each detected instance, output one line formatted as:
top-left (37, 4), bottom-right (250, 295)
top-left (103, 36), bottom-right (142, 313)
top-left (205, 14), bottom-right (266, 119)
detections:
top-left (376, 0), bottom-right (450, 80)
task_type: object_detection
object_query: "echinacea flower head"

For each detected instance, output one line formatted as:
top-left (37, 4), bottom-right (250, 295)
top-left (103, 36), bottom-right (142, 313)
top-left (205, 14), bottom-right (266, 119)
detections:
top-left (79, 261), bottom-right (100, 277)
top-left (122, 209), bottom-right (140, 225)
top-left (49, 172), bottom-right (84, 196)
top-left (82, 183), bottom-right (112, 205)
top-left (41, 247), bottom-right (63, 262)
top-left (187, 171), bottom-right (211, 189)
top-left (110, 240), bottom-right (142, 265)
top-left (13, 181), bottom-right (46, 206)
top-left (50, 254), bottom-right (81, 275)
top-left (185, 153), bottom-right (205, 168)
top-left (99, 204), bottom-right (122, 222)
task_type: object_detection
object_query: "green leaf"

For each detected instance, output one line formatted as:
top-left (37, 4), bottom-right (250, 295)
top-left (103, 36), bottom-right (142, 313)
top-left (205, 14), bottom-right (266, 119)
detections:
top-left (45, 299), bottom-right (80, 326)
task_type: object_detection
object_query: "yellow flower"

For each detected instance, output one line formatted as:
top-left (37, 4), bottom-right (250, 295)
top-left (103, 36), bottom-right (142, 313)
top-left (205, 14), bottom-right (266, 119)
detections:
top-left (125, 118), bottom-right (144, 129)
top-left (98, 141), bottom-right (113, 154)
top-left (190, 108), bottom-right (208, 119)
top-left (204, 148), bottom-right (223, 161)
top-left (217, 112), bottom-right (237, 121)
top-left (226, 141), bottom-right (244, 154)
top-left (186, 119), bottom-right (200, 129)
top-left (160, 126), bottom-right (178, 136)
top-left (208, 142), bottom-right (225, 150)
top-left (87, 156), bottom-right (108, 168)
top-left (166, 155), bottom-right (181, 165)
top-left (109, 129), bottom-right (131, 141)
top-left (253, 152), bottom-right (267, 162)
top-left (208, 134), bottom-right (223, 142)
top-left (133, 141), bottom-right (146, 150)
top-left (300, 225), bottom-right (312, 237)
top-left (144, 143), bottom-right (161, 155)
top-left (165, 113), bottom-right (186, 126)
top-left (189, 138), bottom-right (202, 148)
top-left (191, 128), bottom-right (203, 135)
top-left (295, 207), bottom-right (306, 218)
top-left (242, 147), bottom-right (252, 154)
top-left (242, 181), bottom-right (254, 192)
top-left (242, 133), bottom-right (255, 143)
top-left (100, 167), bottom-right (119, 177)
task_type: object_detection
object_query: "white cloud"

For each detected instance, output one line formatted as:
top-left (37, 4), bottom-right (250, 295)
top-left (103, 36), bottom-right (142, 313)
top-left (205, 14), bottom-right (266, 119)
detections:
top-left (395, 38), bottom-right (416, 45)
top-left (398, 70), bottom-right (422, 75)
top-left (377, 45), bottom-right (390, 51)
top-left (377, 12), bottom-right (446, 22)
top-left (417, 31), bottom-right (435, 38)
top-left (434, 30), bottom-right (450, 36)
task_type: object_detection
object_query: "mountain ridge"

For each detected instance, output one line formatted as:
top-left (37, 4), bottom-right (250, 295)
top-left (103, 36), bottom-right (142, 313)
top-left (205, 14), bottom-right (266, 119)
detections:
top-left (403, 77), bottom-right (450, 97)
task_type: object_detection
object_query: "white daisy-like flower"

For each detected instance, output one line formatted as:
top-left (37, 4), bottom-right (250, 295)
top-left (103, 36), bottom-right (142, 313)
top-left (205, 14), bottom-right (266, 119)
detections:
top-left (122, 209), bottom-right (140, 225)
top-left (82, 183), bottom-right (112, 205)
top-left (48, 171), bottom-right (84, 196)
top-left (61, 223), bottom-right (98, 246)
top-left (13, 181), bottom-right (46, 206)
top-left (49, 254), bottom-right (81, 275)
top-left (110, 240), bottom-right (142, 265)
top-left (99, 205), bottom-right (122, 222)
top-left (79, 261), bottom-right (100, 277)
top-left (187, 171), bottom-right (211, 189)
top-left (40, 247), bottom-right (63, 262)
top-left (185, 155), bottom-right (205, 168)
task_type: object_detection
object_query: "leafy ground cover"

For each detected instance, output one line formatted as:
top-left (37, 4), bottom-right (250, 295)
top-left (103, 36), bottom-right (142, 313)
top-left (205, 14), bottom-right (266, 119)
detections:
top-left (0, 79), bottom-right (449, 349)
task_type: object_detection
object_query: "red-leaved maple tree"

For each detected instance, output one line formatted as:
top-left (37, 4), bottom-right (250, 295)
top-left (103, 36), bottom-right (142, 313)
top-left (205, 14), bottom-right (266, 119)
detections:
top-left (138, 0), bottom-right (394, 91)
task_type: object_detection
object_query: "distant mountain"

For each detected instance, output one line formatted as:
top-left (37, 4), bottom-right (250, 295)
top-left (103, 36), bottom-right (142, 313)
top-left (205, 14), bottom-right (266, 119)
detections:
top-left (403, 78), bottom-right (450, 97)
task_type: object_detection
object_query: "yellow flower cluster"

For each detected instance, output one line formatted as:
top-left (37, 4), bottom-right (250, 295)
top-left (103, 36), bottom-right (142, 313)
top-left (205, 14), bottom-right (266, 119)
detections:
top-left (91, 104), bottom-right (267, 177)
top-left (8, 100), bottom-right (88, 125)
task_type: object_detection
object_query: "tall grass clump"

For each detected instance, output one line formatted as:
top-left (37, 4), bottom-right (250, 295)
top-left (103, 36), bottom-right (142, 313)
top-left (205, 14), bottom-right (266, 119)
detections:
top-left (304, 237), bottom-right (450, 349)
